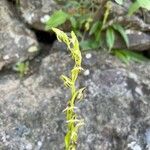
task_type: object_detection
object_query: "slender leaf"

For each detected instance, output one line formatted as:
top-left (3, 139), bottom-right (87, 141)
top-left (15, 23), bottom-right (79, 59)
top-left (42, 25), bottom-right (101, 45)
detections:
top-left (89, 21), bottom-right (100, 35)
top-left (112, 24), bottom-right (129, 47)
top-left (106, 28), bottom-right (115, 51)
top-left (128, 1), bottom-right (140, 16)
top-left (113, 50), bottom-right (129, 64)
top-left (113, 49), bottom-right (149, 64)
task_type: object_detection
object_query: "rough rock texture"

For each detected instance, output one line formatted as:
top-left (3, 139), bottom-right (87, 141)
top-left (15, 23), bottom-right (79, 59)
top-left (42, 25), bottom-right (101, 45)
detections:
top-left (19, 0), bottom-right (59, 30)
top-left (0, 46), bottom-right (150, 149)
top-left (0, 0), bottom-right (39, 70)
top-left (0, 0), bottom-right (150, 149)
top-left (145, 11), bottom-right (150, 24)
top-left (114, 30), bottom-right (150, 51)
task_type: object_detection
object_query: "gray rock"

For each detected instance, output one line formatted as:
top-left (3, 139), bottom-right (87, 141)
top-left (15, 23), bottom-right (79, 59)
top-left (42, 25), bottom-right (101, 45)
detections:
top-left (114, 30), bottom-right (150, 51)
top-left (144, 11), bottom-right (150, 24)
top-left (0, 48), bottom-right (150, 149)
top-left (0, 0), bottom-right (39, 70)
top-left (19, 0), bottom-right (59, 31)
top-left (51, 40), bottom-right (68, 53)
top-left (127, 30), bottom-right (150, 51)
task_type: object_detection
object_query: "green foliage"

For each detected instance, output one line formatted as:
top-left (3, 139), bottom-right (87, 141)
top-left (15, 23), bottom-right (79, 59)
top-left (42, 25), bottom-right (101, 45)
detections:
top-left (45, 0), bottom-right (100, 50)
top-left (128, 1), bottom-right (141, 16)
top-left (128, 0), bottom-right (150, 16)
top-left (45, 10), bottom-right (69, 30)
top-left (45, 0), bottom-right (149, 63)
top-left (113, 49), bottom-right (148, 64)
top-left (45, 0), bottom-right (130, 51)
top-left (112, 24), bottom-right (129, 48)
top-left (102, 1), bottom-right (129, 51)
top-left (89, 21), bottom-right (101, 36)
top-left (106, 27), bottom-right (115, 51)
top-left (52, 28), bottom-right (84, 150)
top-left (105, 23), bottom-right (129, 51)
top-left (13, 61), bottom-right (29, 78)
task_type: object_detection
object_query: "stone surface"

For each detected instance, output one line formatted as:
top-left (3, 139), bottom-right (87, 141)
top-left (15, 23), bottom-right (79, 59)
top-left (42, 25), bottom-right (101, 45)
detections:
top-left (144, 11), bottom-right (150, 24)
top-left (0, 48), bottom-right (150, 149)
top-left (0, 0), bottom-right (150, 149)
top-left (0, 0), bottom-right (39, 70)
top-left (114, 30), bottom-right (150, 51)
top-left (19, 0), bottom-right (59, 31)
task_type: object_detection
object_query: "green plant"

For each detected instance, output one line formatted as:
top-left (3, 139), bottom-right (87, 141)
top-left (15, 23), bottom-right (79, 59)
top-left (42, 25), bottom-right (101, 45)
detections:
top-left (52, 28), bottom-right (85, 150)
top-left (101, 1), bottom-right (129, 51)
top-left (128, 0), bottom-right (150, 16)
top-left (46, 0), bottom-right (149, 64)
top-left (112, 49), bottom-right (148, 64)
top-left (46, 0), bottom-right (128, 51)
top-left (13, 61), bottom-right (29, 78)
top-left (46, 0), bottom-right (150, 51)
top-left (45, 10), bottom-right (69, 30)
top-left (46, 0), bottom-right (101, 50)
